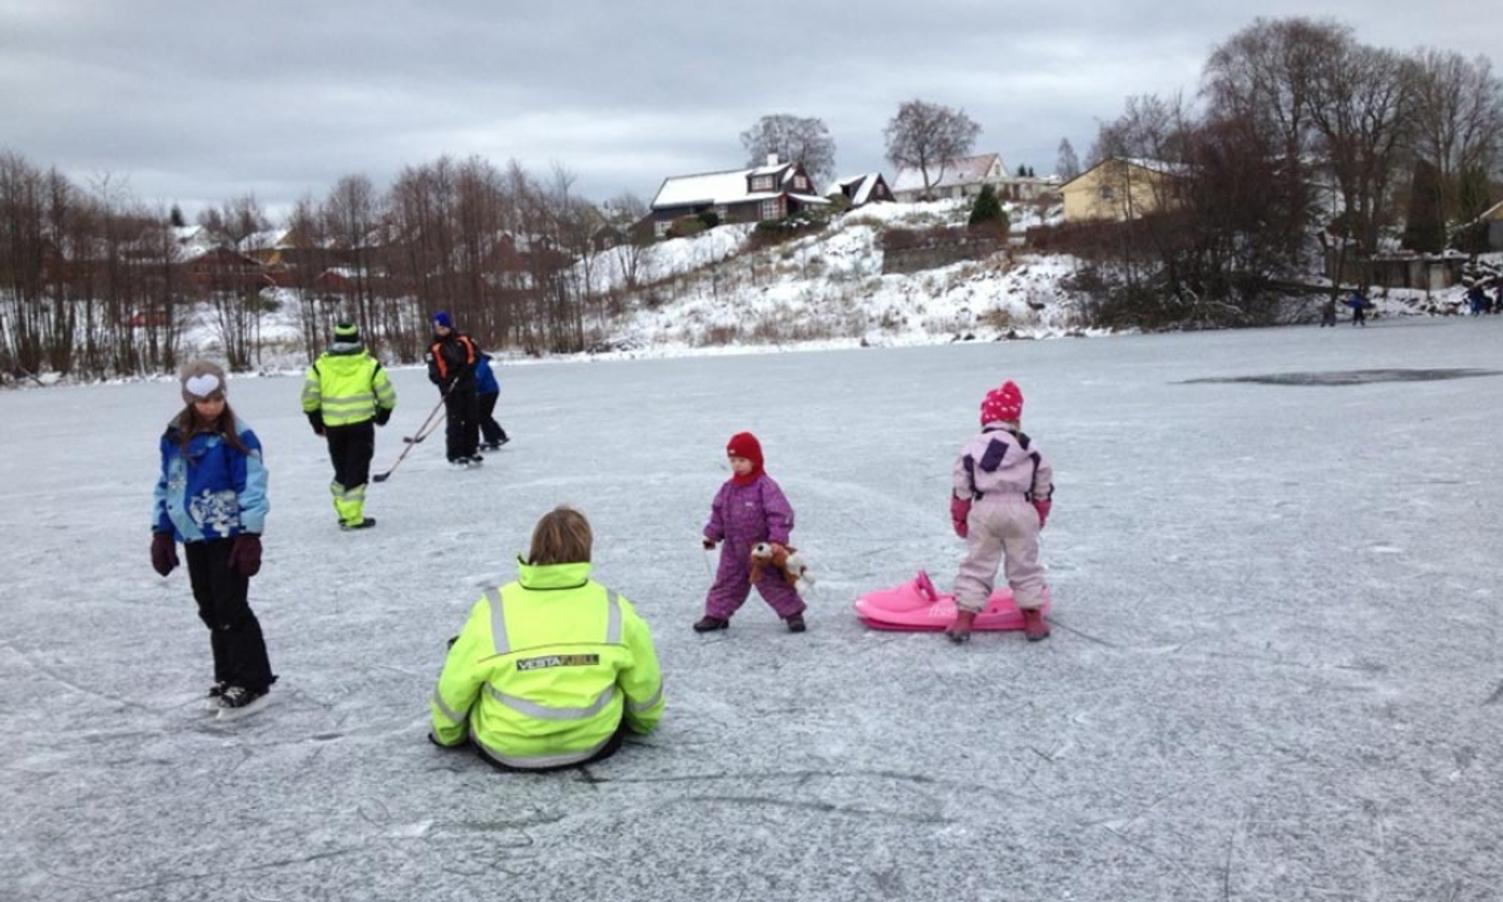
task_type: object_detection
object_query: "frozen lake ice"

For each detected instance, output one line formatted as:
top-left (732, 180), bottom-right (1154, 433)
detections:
top-left (3, 317), bottom-right (1501, 901)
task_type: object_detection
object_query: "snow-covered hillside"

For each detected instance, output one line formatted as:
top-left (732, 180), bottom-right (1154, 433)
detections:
top-left (154, 204), bottom-right (1499, 374)
top-left (591, 199), bottom-right (1096, 352)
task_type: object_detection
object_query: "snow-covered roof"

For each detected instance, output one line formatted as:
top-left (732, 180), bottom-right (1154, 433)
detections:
top-left (892, 153), bottom-right (1005, 193)
top-left (826, 173), bottom-right (885, 205)
top-left (1120, 157), bottom-right (1190, 177)
top-left (239, 228), bottom-right (291, 252)
top-left (651, 160), bottom-right (812, 210)
top-left (1059, 157), bottom-right (1191, 190)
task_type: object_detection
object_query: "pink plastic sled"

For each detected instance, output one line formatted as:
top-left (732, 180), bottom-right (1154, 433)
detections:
top-left (854, 570), bottom-right (1050, 631)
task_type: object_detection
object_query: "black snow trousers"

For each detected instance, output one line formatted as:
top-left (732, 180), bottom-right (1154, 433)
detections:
top-left (325, 421), bottom-right (375, 489)
top-left (185, 539), bottom-right (275, 692)
top-left (444, 385), bottom-right (479, 462)
top-left (477, 392), bottom-right (508, 446)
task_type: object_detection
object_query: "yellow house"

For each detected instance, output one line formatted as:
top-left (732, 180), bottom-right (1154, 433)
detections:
top-left (1060, 158), bottom-right (1184, 223)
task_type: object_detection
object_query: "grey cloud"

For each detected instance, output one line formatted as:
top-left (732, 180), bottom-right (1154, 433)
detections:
top-left (2, 0), bottom-right (1498, 214)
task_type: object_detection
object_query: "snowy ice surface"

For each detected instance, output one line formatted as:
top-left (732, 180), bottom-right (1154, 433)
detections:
top-left (3, 317), bottom-right (1502, 901)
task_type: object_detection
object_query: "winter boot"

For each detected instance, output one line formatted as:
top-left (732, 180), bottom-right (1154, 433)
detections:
top-left (693, 615), bottom-right (729, 633)
top-left (946, 609), bottom-right (977, 644)
top-left (784, 613), bottom-right (807, 633)
top-left (1021, 607), bottom-right (1050, 642)
top-left (340, 517), bottom-right (377, 531)
top-left (465, 455), bottom-right (485, 467)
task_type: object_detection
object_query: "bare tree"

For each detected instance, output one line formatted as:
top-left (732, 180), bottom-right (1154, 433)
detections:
top-left (321, 175), bottom-right (382, 338)
top-left (740, 114), bottom-right (837, 183)
top-left (603, 191), bottom-right (649, 292)
top-left (1056, 138), bottom-right (1081, 181)
top-left (884, 100), bottom-right (981, 199)
top-left (1407, 48), bottom-right (1503, 222)
top-left (1306, 40), bottom-right (1413, 291)
top-left (1203, 17), bottom-right (1348, 258)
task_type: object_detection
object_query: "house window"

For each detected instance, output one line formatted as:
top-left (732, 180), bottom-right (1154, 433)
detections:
top-left (752, 175), bottom-right (775, 191)
top-left (759, 199), bottom-right (781, 220)
top-left (1099, 185), bottom-right (1115, 200)
top-left (794, 175), bottom-right (808, 191)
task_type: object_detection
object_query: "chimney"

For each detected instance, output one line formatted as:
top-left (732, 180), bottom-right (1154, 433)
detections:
top-left (766, 153), bottom-right (779, 166)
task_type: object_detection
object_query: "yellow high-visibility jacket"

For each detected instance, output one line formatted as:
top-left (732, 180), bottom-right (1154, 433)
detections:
top-left (430, 561), bottom-right (665, 769)
top-left (301, 344), bottom-right (396, 427)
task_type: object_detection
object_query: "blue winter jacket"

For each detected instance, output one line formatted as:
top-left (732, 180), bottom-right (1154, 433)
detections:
top-left (474, 353), bottom-right (499, 395)
top-left (152, 420), bottom-right (269, 542)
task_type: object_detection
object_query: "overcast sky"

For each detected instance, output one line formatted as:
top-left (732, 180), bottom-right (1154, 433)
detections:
top-left (3, 0), bottom-right (1498, 220)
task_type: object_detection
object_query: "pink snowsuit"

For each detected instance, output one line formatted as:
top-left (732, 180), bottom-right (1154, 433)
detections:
top-left (952, 425), bottom-right (1053, 613)
top-left (703, 474), bottom-right (806, 621)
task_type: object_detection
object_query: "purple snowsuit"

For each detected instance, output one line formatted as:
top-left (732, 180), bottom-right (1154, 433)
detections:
top-left (703, 474), bottom-right (806, 621)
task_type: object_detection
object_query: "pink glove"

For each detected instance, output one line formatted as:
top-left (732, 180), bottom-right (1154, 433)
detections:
top-left (1033, 499), bottom-right (1052, 529)
top-left (949, 496), bottom-right (971, 538)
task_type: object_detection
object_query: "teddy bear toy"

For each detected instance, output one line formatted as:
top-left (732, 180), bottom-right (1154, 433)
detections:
top-left (749, 542), bottom-right (813, 594)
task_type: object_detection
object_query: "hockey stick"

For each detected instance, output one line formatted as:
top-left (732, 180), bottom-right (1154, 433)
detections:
top-left (402, 412), bottom-right (447, 444)
top-left (373, 387), bottom-right (452, 483)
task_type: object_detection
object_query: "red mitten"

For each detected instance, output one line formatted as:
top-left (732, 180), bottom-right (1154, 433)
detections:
top-left (949, 496), bottom-right (971, 538)
top-left (228, 533), bottom-right (262, 578)
top-left (150, 531), bottom-right (178, 576)
top-left (1033, 499), bottom-right (1052, 529)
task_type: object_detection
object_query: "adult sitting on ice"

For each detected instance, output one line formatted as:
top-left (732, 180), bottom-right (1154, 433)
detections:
top-left (428, 506), bottom-right (665, 770)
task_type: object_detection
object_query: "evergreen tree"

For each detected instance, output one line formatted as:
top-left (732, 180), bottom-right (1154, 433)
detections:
top-left (968, 184), bottom-right (1008, 233)
top-left (1016, 164), bottom-right (1027, 177)
top-left (1401, 159), bottom-right (1445, 253)
top-left (169, 204), bottom-right (186, 228)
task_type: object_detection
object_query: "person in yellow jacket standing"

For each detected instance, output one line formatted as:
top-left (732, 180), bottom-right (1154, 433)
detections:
top-left (429, 506), bottom-right (665, 770)
top-left (300, 322), bottom-right (396, 531)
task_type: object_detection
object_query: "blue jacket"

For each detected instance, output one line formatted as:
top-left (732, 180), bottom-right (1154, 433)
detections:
top-left (152, 420), bottom-right (269, 542)
top-left (474, 353), bottom-right (499, 395)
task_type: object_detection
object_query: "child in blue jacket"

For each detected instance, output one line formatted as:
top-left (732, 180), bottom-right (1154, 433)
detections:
top-left (474, 351), bottom-right (509, 450)
top-left (150, 360), bottom-right (276, 716)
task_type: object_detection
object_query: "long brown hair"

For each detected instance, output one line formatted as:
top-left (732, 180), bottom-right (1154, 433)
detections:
top-left (173, 401), bottom-right (251, 456)
top-left (527, 506), bottom-right (593, 566)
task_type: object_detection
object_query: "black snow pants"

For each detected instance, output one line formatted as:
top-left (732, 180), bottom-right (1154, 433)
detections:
top-left (325, 421), bottom-right (375, 489)
top-left (185, 539), bottom-right (275, 692)
top-left (477, 392), bottom-right (508, 446)
top-left (444, 385), bottom-right (480, 462)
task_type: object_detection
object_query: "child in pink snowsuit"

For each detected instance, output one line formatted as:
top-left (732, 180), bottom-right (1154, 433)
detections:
top-left (695, 432), bottom-right (808, 634)
top-left (948, 380), bottom-right (1054, 643)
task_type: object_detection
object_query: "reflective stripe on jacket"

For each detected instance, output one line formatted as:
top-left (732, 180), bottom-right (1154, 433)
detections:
top-left (301, 343), bottom-right (396, 427)
top-left (430, 561), bottom-right (664, 769)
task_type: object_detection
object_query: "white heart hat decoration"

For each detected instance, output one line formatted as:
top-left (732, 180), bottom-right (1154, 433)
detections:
top-left (185, 374), bottom-right (222, 397)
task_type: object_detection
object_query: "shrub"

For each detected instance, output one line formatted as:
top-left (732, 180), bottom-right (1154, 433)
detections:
top-left (697, 210), bottom-right (721, 229)
top-left (668, 215), bottom-right (706, 239)
top-left (747, 208), bottom-right (830, 251)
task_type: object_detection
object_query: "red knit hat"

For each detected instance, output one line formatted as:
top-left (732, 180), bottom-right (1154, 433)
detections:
top-left (726, 432), bottom-right (764, 485)
top-left (979, 380), bottom-right (1023, 425)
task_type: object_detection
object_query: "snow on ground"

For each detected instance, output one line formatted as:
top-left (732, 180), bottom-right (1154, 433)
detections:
top-left (4, 317), bottom-right (1502, 901)
top-left (602, 200), bottom-right (1085, 350)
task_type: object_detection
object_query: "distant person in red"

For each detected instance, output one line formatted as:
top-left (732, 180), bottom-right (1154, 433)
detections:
top-left (425, 311), bottom-right (481, 467)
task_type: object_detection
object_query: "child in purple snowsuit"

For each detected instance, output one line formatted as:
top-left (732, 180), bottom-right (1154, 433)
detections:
top-left (695, 432), bottom-right (808, 634)
top-left (948, 380), bottom-right (1054, 644)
